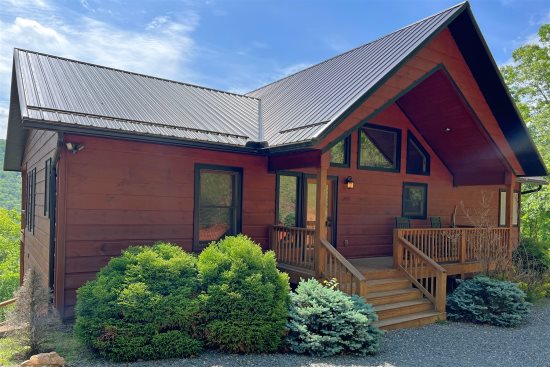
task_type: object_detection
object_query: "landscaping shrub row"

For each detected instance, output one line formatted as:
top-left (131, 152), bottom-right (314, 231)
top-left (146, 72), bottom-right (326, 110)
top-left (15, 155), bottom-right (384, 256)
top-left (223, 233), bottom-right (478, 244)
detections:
top-left (75, 235), bottom-right (382, 362)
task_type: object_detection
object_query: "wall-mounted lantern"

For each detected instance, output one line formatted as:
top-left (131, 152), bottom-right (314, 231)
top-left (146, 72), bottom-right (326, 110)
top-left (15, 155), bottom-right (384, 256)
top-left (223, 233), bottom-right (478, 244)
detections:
top-left (65, 142), bottom-right (85, 154)
top-left (344, 176), bottom-right (354, 189)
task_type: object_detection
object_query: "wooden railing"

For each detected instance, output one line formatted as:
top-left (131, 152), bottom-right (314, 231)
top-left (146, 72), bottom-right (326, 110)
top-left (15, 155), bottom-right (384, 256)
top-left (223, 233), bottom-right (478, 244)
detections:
top-left (394, 235), bottom-right (447, 313)
top-left (318, 239), bottom-right (368, 297)
top-left (396, 227), bottom-right (511, 264)
top-left (270, 225), bottom-right (315, 270)
top-left (0, 298), bottom-right (16, 309)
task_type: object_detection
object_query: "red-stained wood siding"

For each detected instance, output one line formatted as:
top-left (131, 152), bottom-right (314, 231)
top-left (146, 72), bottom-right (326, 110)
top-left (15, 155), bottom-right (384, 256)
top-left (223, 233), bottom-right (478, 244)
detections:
top-left (21, 129), bottom-right (58, 287)
top-left (60, 134), bottom-right (275, 317)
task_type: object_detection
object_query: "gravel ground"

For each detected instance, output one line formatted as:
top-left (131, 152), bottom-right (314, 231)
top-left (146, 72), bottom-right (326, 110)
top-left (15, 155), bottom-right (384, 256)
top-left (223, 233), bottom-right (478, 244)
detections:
top-left (77, 299), bottom-right (550, 367)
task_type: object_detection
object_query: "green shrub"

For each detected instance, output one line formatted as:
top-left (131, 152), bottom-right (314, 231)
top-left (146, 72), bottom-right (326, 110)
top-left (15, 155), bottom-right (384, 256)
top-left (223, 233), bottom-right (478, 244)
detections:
top-left (286, 278), bottom-right (382, 357)
top-left (446, 276), bottom-right (530, 327)
top-left (197, 235), bottom-right (290, 353)
top-left (0, 208), bottom-right (21, 321)
top-left (75, 243), bottom-right (202, 362)
top-left (514, 238), bottom-right (550, 272)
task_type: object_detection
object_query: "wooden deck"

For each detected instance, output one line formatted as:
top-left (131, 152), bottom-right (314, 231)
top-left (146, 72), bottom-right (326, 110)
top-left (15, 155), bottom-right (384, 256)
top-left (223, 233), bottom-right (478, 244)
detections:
top-left (270, 225), bottom-right (512, 330)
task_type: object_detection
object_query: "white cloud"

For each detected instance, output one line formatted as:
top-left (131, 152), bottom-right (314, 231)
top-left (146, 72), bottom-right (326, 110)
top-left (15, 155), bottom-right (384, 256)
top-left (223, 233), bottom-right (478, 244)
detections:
top-left (0, 0), bottom-right (200, 138)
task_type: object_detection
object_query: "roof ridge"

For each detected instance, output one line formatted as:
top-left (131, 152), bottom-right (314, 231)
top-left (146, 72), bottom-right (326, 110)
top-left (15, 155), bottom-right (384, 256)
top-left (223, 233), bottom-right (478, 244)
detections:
top-left (246, 2), bottom-right (467, 95)
top-left (14, 48), bottom-right (260, 101)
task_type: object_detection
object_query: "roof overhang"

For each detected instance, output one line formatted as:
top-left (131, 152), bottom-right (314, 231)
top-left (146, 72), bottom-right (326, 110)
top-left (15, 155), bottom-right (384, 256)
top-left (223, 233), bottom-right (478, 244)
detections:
top-left (517, 176), bottom-right (548, 185)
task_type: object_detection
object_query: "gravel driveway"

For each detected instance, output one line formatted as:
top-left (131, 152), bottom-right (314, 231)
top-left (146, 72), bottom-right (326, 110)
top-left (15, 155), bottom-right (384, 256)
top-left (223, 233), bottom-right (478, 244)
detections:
top-left (78, 299), bottom-right (550, 367)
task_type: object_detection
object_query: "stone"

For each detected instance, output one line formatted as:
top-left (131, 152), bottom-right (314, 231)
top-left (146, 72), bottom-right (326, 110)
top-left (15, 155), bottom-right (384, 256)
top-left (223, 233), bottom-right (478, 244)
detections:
top-left (20, 352), bottom-right (66, 367)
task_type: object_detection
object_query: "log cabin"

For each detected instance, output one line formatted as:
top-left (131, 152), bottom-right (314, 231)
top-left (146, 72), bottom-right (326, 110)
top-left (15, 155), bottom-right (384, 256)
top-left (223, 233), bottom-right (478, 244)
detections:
top-left (3, 2), bottom-right (548, 329)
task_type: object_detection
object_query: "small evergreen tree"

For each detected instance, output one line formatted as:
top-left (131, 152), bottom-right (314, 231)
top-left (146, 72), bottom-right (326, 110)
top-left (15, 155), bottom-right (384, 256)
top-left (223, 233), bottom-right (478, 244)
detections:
top-left (6, 268), bottom-right (60, 355)
top-left (286, 278), bottom-right (382, 357)
top-left (446, 276), bottom-right (530, 327)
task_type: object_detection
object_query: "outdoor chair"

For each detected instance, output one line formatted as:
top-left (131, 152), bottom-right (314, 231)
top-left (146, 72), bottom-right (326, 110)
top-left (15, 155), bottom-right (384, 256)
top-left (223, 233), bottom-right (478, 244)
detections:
top-left (430, 216), bottom-right (442, 228)
top-left (395, 217), bottom-right (411, 229)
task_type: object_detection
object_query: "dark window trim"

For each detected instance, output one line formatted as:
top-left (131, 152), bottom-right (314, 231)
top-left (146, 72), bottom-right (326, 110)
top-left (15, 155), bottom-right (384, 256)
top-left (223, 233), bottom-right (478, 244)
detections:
top-left (275, 171), bottom-right (304, 227)
top-left (44, 158), bottom-right (52, 217)
top-left (498, 189), bottom-right (507, 227)
top-left (193, 163), bottom-right (243, 251)
top-left (402, 182), bottom-right (428, 220)
top-left (406, 131), bottom-right (431, 176)
top-left (512, 189), bottom-right (520, 227)
top-left (330, 135), bottom-right (351, 168)
top-left (357, 122), bottom-right (401, 173)
top-left (28, 168), bottom-right (36, 233)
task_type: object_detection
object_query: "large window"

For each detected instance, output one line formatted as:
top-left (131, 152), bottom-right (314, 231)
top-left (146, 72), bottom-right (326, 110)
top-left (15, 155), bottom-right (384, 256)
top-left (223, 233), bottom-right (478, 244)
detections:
top-left (499, 190), bottom-right (520, 227)
top-left (194, 164), bottom-right (242, 251)
top-left (358, 124), bottom-right (401, 172)
top-left (402, 182), bottom-right (428, 219)
top-left (44, 158), bottom-right (52, 217)
top-left (406, 131), bottom-right (430, 175)
top-left (26, 168), bottom-right (36, 233)
top-left (330, 136), bottom-right (351, 167)
top-left (276, 173), bottom-right (300, 227)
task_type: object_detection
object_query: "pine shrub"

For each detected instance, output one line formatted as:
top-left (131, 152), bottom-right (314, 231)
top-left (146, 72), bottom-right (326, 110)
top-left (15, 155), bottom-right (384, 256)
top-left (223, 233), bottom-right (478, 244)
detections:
top-left (197, 235), bottom-right (290, 353)
top-left (75, 243), bottom-right (202, 362)
top-left (446, 276), bottom-right (531, 327)
top-left (286, 278), bottom-right (382, 357)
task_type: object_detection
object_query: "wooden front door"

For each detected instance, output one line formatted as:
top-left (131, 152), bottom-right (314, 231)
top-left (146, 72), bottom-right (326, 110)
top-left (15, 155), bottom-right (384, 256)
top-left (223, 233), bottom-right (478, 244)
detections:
top-left (304, 176), bottom-right (338, 246)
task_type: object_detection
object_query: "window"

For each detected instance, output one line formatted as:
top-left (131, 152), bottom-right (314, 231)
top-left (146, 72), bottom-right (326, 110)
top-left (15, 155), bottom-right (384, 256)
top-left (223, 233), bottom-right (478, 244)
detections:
top-left (194, 164), bottom-right (242, 251)
top-left (330, 136), bottom-right (351, 167)
top-left (499, 190), bottom-right (507, 227)
top-left (358, 123), bottom-right (401, 172)
top-left (26, 168), bottom-right (36, 232)
top-left (44, 158), bottom-right (52, 217)
top-left (406, 131), bottom-right (430, 175)
top-left (276, 173), bottom-right (300, 227)
top-left (513, 192), bottom-right (519, 226)
top-left (402, 182), bottom-right (428, 219)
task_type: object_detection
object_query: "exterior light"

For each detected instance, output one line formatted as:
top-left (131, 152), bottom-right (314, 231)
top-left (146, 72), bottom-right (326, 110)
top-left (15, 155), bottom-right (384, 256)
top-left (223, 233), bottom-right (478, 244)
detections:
top-left (345, 176), bottom-right (354, 189)
top-left (444, 127), bottom-right (452, 133)
top-left (65, 142), bottom-right (85, 154)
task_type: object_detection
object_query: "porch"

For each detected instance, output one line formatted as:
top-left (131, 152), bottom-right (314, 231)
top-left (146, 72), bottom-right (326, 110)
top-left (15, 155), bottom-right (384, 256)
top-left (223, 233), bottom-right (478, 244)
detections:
top-left (269, 224), bottom-right (512, 329)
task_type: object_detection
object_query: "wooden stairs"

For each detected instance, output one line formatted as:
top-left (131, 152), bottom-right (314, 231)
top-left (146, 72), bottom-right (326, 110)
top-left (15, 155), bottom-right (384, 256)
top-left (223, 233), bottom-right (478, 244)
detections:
top-left (364, 268), bottom-right (444, 330)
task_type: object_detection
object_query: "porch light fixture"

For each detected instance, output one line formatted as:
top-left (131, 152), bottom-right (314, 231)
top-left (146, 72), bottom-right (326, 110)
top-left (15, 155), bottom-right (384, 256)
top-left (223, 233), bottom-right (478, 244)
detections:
top-left (344, 176), bottom-right (354, 189)
top-left (65, 142), bottom-right (85, 154)
top-left (444, 127), bottom-right (452, 133)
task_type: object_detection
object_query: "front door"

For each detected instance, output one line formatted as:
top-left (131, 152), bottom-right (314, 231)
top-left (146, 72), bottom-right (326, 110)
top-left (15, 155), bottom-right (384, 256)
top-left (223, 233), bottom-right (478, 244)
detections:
top-left (304, 176), bottom-right (338, 245)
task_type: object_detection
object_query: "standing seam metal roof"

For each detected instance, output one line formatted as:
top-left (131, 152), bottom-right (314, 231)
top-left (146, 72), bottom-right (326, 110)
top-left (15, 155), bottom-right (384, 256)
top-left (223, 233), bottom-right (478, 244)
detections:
top-left (246, 2), bottom-right (466, 146)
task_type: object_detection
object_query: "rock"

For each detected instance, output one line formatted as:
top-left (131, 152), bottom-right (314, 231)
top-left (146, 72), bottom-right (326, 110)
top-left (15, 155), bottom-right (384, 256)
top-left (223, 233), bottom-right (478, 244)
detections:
top-left (20, 352), bottom-right (66, 367)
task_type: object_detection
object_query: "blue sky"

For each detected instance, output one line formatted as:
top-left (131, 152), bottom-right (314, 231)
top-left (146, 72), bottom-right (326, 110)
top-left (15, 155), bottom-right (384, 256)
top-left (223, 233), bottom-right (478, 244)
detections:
top-left (0, 0), bottom-right (548, 137)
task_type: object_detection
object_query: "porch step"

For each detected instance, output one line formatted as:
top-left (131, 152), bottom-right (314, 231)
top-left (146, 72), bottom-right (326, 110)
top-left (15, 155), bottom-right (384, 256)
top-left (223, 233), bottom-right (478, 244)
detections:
top-left (367, 288), bottom-right (423, 306)
top-left (374, 299), bottom-right (433, 320)
top-left (373, 310), bottom-right (442, 330)
top-left (366, 278), bottom-right (411, 292)
top-left (363, 268), bottom-right (403, 280)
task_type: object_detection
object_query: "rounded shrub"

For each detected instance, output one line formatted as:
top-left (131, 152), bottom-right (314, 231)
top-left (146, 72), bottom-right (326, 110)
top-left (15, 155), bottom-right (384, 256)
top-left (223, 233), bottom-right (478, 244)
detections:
top-left (75, 243), bottom-right (202, 362)
top-left (197, 235), bottom-right (290, 353)
top-left (446, 276), bottom-right (531, 327)
top-left (286, 278), bottom-right (383, 357)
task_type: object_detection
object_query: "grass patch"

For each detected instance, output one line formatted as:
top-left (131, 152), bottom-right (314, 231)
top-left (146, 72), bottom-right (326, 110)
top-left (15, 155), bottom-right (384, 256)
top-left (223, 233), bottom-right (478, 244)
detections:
top-left (0, 337), bottom-right (29, 366)
top-left (41, 325), bottom-right (94, 364)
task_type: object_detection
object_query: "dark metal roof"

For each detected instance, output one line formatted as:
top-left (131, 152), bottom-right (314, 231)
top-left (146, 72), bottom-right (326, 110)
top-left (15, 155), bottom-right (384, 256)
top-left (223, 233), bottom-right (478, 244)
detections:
top-left (247, 3), bottom-right (466, 146)
top-left (14, 49), bottom-right (260, 146)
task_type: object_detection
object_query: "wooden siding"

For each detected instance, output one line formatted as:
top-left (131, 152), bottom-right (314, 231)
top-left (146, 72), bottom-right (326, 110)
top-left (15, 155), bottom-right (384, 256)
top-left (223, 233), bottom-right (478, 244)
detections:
top-left (21, 129), bottom-right (58, 287)
top-left (60, 134), bottom-right (274, 317)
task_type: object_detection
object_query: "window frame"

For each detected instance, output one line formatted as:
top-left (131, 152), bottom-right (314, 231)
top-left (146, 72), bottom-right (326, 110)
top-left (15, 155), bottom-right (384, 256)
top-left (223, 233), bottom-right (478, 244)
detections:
top-left (357, 123), bottom-right (401, 173)
top-left (406, 131), bottom-right (430, 176)
top-left (513, 190), bottom-right (520, 227)
top-left (27, 168), bottom-right (36, 233)
top-left (44, 158), bottom-right (52, 217)
top-left (498, 189), bottom-right (507, 227)
top-left (193, 163), bottom-right (243, 251)
top-left (330, 135), bottom-right (351, 168)
top-left (275, 171), bottom-right (303, 227)
top-left (402, 182), bottom-right (428, 220)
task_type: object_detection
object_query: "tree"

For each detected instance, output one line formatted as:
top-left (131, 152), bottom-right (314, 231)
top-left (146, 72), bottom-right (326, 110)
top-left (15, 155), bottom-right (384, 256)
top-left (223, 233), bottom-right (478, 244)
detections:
top-left (501, 24), bottom-right (550, 244)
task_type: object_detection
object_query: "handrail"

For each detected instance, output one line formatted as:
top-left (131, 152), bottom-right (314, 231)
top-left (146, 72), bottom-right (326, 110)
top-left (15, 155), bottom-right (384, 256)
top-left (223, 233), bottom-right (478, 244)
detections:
top-left (394, 233), bottom-right (447, 313)
top-left (319, 239), bottom-right (368, 297)
top-left (0, 298), bottom-right (16, 308)
top-left (270, 225), bottom-right (315, 270)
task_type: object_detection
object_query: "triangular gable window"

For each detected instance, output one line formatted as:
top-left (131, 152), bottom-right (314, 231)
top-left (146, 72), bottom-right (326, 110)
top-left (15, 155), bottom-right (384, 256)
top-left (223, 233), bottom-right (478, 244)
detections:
top-left (406, 131), bottom-right (430, 175)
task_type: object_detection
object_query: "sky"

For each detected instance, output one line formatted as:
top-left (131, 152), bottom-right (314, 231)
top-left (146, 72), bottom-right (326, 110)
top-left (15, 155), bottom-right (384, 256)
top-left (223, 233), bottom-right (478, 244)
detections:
top-left (0, 0), bottom-right (549, 137)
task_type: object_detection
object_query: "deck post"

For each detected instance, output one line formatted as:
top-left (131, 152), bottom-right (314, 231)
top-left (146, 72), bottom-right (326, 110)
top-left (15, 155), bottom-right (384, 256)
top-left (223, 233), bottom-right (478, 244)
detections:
top-left (393, 229), bottom-right (401, 268)
top-left (314, 153), bottom-right (329, 278)
top-left (459, 231), bottom-right (466, 264)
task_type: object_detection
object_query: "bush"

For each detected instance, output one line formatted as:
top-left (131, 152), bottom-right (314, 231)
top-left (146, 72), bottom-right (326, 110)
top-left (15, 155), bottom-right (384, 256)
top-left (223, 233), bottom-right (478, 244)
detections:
top-left (197, 235), bottom-right (290, 353)
top-left (0, 208), bottom-right (21, 321)
top-left (6, 268), bottom-right (60, 356)
top-left (75, 243), bottom-right (202, 362)
top-left (286, 278), bottom-right (382, 357)
top-left (507, 239), bottom-right (550, 301)
top-left (446, 276), bottom-right (530, 327)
